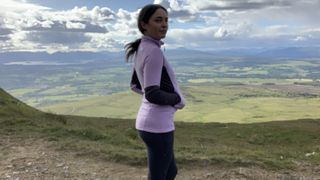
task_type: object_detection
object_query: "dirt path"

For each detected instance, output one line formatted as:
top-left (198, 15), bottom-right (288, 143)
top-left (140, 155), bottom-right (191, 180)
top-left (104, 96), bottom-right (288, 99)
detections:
top-left (0, 136), bottom-right (319, 180)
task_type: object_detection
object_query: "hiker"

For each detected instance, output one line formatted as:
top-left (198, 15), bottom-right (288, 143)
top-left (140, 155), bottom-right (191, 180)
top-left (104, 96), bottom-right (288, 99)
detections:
top-left (125, 4), bottom-right (186, 180)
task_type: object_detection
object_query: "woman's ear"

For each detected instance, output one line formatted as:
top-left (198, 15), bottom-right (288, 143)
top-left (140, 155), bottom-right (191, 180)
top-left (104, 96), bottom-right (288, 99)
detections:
top-left (140, 21), bottom-right (148, 32)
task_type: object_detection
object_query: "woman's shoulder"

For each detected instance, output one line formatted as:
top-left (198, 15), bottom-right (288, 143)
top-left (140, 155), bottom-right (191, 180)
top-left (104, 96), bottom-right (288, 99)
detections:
top-left (140, 44), bottom-right (163, 58)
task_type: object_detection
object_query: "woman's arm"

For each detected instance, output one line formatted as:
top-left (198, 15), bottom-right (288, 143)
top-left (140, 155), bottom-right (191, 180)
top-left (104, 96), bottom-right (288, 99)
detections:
top-left (143, 48), bottom-right (180, 106)
top-left (145, 85), bottom-right (180, 105)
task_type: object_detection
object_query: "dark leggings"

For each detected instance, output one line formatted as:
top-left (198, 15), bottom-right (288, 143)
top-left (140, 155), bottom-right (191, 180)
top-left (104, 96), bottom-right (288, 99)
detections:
top-left (139, 130), bottom-right (177, 180)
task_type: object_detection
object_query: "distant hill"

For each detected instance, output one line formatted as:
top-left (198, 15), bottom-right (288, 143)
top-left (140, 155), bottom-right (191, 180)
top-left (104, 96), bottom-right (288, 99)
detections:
top-left (256, 47), bottom-right (320, 58)
top-left (0, 46), bottom-right (319, 64)
top-left (0, 88), bottom-right (43, 117)
top-left (164, 47), bottom-right (215, 59)
top-left (0, 51), bottom-right (125, 63)
top-left (166, 46), bottom-right (320, 59)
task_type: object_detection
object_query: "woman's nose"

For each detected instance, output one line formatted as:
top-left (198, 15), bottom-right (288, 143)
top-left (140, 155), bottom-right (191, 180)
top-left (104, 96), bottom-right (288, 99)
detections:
top-left (162, 21), bottom-right (168, 27)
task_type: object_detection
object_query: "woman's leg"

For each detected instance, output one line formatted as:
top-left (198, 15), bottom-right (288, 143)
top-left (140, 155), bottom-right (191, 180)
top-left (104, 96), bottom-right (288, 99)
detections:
top-left (166, 153), bottom-right (177, 180)
top-left (139, 130), bottom-right (177, 180)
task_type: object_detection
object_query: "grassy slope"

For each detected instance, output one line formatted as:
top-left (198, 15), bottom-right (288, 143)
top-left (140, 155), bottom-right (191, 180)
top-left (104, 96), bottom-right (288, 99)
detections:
top-left (41, 85), bottom-right (320, 123)
top-left (0, 88), bottom-right (43, 118)
top-left (1, 88), bottom-right (320, 170)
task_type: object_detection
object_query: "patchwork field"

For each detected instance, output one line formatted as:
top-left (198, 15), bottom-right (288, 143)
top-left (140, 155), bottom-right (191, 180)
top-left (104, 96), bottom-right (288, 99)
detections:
top-left (2, 56), bottom-right (319, 123)
top-left (40, 83), bottom-right (320, 123)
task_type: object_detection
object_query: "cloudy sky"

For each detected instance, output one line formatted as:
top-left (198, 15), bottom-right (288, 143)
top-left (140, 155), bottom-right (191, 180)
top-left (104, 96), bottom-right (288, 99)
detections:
top-left (0, 0), bottom-right (319, 53)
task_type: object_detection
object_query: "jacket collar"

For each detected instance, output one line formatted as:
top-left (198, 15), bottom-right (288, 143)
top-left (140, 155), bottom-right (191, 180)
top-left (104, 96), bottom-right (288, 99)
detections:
top-left (141, 35), bottom-right (164, 47)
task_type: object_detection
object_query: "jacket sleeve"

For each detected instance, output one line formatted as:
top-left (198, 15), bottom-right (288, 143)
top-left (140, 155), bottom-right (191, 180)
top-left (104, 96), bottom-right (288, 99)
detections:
top-left (143, 48), bottom-right (181, 106)
top-left (145, 85), bottom-right (181, 106)
top-left (143, 48), bottom-right (162, 87)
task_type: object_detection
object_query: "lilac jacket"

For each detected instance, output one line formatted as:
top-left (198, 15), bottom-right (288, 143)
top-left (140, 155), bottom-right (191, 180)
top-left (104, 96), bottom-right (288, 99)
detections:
top-left (131, 36), bottom-right (186, 133)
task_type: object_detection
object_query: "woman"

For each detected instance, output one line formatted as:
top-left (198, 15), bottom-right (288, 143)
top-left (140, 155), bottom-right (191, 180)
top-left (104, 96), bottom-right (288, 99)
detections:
top-left (125, 4), bottom-right (186, 180)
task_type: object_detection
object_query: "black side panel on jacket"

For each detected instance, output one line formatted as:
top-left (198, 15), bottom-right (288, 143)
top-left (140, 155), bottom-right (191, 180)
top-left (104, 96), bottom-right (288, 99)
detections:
top-left (160, 66), bottom-right (175, 93)
top-left (131, 70), bottom-right (142, 90)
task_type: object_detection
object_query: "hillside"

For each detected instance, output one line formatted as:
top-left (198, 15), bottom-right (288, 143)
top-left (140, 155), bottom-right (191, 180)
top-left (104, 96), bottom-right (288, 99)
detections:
top-left (0, 88), bottom-right (43, 117)
top-left (1, 88), bottom-right (320, 179)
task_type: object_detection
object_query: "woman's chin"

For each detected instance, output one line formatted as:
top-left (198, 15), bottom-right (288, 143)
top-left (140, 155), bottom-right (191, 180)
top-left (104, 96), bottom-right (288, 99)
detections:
top-left (160, 34), bottom-right (166, 39)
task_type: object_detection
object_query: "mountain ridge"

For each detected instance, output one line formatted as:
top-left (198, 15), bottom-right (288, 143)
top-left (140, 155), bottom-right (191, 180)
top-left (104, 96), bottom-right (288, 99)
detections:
top-left (1, 46), bottom-right (319, 63)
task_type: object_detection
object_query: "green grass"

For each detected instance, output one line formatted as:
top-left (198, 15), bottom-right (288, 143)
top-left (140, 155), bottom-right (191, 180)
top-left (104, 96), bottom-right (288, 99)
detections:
top-left (9, 88), bottom-right (39, 97)
top-left (187, 78), bottom-right (314, 85)
top-left (41, 84), bottom-right (320, 123)
top-left (41, 91), bottom-right (141, 118)
top-left (0, 88), bottom-right (43, 118)
top-left (1, 87), bottom-right (320, 169)
top-left (1, 114), bottom-right (319, 169)
top-left (175, 120), bottom-right (320, 168)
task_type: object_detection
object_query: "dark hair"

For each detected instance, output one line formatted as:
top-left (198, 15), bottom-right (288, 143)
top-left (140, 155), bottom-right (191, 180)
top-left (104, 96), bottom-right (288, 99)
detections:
top-left (124, 4), bottom-right (167, 62)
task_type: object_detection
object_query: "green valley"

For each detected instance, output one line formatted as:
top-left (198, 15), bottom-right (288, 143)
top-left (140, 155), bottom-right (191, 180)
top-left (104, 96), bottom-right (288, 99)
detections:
top-left (41, 84), bottom-right (320, 123)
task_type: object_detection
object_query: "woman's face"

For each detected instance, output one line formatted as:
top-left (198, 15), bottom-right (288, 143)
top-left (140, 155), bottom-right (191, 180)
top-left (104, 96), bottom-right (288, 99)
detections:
top-left (142, 8), bottom-right (168, 40)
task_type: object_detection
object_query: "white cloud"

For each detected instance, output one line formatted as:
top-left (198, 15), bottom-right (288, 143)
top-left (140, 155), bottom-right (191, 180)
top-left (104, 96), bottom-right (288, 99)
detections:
top-left (201, 14), bottom-right (219, 26)
top-left (65, 21), bottom-right (86, 29)
top-left (293, 36), bottom-right (307, 42)
top-left (26, 31), bottom-right (91, 44)
top-left (252, 25), bottom-right (291, 38)
top-left (186, 0), bottom-right (292, 11)
top-left (167, 27), bottom-right (227, 43)
top-left (0, 25), bottom-right (12, 38)
top-left (154, 0), bottom-right (197, 22)
top-left (115, 8), bottom-right (139, 33)
top-left (83, 33), bottom-right (124, 52)
top-left (0, 0), bottom-right (49, 14)
top-left (1, 0), bottom-right (320, 53)
top-left (0, 1), bottom-right (120, 52)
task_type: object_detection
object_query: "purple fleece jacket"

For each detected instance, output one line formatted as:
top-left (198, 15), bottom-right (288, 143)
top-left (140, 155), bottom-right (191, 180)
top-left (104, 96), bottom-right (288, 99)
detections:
top-left (131, 36), bottom-right (186, 133)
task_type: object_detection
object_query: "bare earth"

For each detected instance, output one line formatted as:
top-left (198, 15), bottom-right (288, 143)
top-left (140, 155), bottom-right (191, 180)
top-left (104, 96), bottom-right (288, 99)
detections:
top-left (0, 136), bottom-right (319, 180)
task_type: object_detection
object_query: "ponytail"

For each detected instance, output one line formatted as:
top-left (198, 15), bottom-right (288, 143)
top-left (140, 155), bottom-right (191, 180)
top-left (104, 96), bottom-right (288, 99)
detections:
top-left (124, 38), bottom-right (141, 62)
